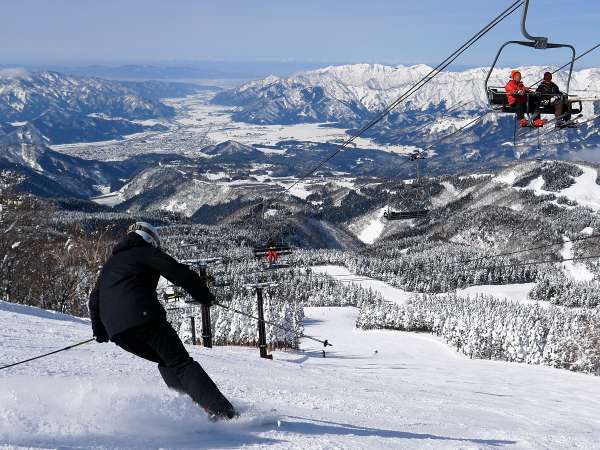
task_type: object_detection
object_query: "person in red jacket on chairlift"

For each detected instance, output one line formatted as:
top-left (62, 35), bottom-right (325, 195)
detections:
top-left (505, 70), bottom-right (544, 128)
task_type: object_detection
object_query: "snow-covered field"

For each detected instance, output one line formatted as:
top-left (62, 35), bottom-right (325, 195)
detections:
top-left (52, 92), bottom-right (421, 161)
top-left (2, 299), bottom-right (600, 449)
top-left (171, 93), bottom-right (421, 154)
top-left (522, 165), bottom-right (600, 211)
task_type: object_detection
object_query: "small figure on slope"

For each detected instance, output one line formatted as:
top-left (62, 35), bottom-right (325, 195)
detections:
top-left (88, 222), bottom-right (237, 421)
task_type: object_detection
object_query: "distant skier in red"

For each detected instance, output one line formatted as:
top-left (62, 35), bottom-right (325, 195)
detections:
top-left (88, 222), bottom-right (237, 421)
top-left (505, 70), bottom-right (543, 128)
top-left (266, 247), bottom-right (279, 265)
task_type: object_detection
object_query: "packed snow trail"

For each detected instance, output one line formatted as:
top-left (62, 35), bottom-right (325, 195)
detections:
top-left (356, 207), bottom-right (387, 244)
top-left (560, 235), bottom-right (595, 282)
top-left (312, 265), bottom-right (413, 305)
top-left (2, 299), bottom-right (600, 449)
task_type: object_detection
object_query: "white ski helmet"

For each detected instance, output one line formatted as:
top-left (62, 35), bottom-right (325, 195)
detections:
top-left (128, 222), bottom-right (160, 248)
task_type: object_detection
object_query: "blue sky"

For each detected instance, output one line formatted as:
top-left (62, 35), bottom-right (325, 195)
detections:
top-left (1, 0), bottom-right (598, 67)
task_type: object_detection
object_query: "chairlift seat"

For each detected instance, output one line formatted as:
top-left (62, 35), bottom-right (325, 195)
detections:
top-left (253, 244), bottom-right (292, 258)
top-left (262, 262), bottom-right (291, 270)
top-left (487, 88), bottom-right (580, 116)
top-left (384, 209), bottom-right (429, 221)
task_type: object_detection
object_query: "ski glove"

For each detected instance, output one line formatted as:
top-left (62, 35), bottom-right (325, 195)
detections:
top-left (89, 282), bottom-right (109, 343)
top-left (93, 324), bottom-right (109, 343)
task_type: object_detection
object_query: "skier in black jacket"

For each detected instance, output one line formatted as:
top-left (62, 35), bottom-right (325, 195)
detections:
top-left (88, 222), bottom-right (237, 421)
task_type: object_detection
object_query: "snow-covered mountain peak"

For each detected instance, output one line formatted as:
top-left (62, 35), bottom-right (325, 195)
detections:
top-left (212, 62), bottom-right (600, 127)
top-left (202, 140), bottom-right (256, 155)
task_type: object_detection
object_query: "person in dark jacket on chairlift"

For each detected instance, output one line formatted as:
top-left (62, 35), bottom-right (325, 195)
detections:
top-left (536, 71), bottom-right (574, 128)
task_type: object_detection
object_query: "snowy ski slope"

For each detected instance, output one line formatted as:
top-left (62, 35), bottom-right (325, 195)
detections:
top-left (2, 293), bottom-right (600, 448)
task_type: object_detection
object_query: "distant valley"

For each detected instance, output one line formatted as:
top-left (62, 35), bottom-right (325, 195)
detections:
top-left (1, 63), bottom-right (599, 232)
top-left (0, 70), bottom-right (209, 145)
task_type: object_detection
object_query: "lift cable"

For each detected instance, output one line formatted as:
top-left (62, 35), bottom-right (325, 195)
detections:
top-left (459, 253), bottom-right (600, 273)
top-left (410, 100), bottom-right (475, 135)
top-left (423, 110), bottom-right (492, 152)
top-left (271, 1), bottom-right (524, 204)
top-left (437, 233), bottom-right (600, 269)
top-left (529, 42), bottom-right (600, 89)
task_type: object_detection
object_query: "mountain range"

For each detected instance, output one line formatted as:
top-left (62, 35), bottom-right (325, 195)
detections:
top-left (2, 63), bottom-right (599, 243)
top-left (213, 64), bottom-right (600, 124)
top-left (0, 71), bottom-right (205, 144)
top-left (212, 64), bottom-right (600, 164)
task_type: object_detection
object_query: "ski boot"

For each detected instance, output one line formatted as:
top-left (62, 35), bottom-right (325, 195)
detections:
top-left (204, 397), bottom-right (238, 422)
top-left (532, 118), bottom-right (545, 128)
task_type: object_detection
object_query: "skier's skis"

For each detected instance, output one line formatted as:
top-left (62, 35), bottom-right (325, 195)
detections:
top-left (532, 114), bottom-right (584, 142)
top-left (210, 403), bottom-right (281, 428)
top-left (556, 114), bottom-right (584, 129)
top-left (516, 111), bottom-right (573, 138)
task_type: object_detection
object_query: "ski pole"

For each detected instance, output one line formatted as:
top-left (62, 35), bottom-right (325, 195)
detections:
top-left (0, 338), bottom-right (95, 371)
top-left (213, 301), bottom-right (332, 348)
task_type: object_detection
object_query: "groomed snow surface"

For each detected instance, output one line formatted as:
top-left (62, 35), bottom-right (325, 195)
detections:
top-left (356, 207), bottom-right (387, 245)
top-left (2, 276), bottom-right (600, 449)
top-left (312, 265), bottom-right (412, 306)
top-left (510, 165), bottom-right (600, 212)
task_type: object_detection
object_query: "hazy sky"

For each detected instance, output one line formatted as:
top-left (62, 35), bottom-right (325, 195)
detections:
top-left (1, 0), bottom-right (598, 67)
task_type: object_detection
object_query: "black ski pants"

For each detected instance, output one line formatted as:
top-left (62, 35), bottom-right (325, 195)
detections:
top-left (112, 320), bottom-right (233, 413)
top-left (512, 97), bottom-right (539, 121)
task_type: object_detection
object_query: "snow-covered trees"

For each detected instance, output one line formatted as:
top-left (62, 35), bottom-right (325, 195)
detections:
top-left (290, 245), bottom-right (539, 293)
top-left (513, 161), bottom-right (583, 191)
top-left (159, 225), bottom-right (384, 349)
top-left (529, 271), bottom-right (600, 307)
top-left (357, 294), bottom-right (600, 375)
top-left (164, 266), bottom-right (383, 349)
top-left (0, 173), bottom-right (115, 316)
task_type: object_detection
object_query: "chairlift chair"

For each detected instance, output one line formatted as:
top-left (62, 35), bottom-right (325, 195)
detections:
top-left (253, 244), bottom-right (293, 270)
top-left (384, 151), bottom-right (431, 221)
top-left (383, 209), bottom-right (429, 221)
top-left (484, 0), bottom-right (582, 124)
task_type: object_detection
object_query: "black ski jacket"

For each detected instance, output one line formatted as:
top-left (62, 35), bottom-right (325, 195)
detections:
top-left (88, 233), bottom-right (213, 339)
top-left (536, 81), bottom-right (562, 100)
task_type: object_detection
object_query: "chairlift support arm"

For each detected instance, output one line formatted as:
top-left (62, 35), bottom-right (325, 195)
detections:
top-left (485, 0), bottom-right (577, 99)
top-left (520, 0), bottom-right (547, 48)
